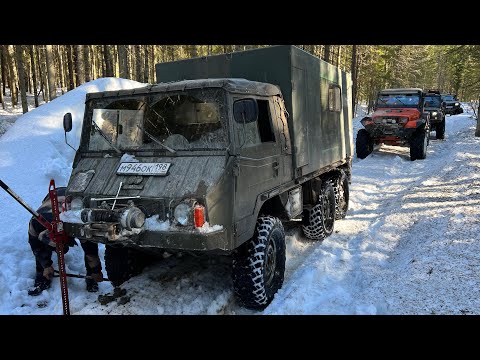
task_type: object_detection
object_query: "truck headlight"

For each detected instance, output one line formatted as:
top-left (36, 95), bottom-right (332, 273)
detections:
top-left (455, 102), bottom-right (459, 106)
top-left (431, 111), bottom-right (437, 117)
top-left (174, 203), bottom-right (191, 226)
top-left (70, 197), bottom-right (84, 210)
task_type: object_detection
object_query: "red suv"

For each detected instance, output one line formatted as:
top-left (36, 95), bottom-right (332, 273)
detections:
top-left (356, 88), bottom-right (430, 161)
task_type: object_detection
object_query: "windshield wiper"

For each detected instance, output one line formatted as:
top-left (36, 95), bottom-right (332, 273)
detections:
top-left (92, 120), bottom-right (122, 154)
top-left (136, 124), bottom-right (176, 153)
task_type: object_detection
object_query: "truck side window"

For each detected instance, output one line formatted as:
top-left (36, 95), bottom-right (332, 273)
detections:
top-left (257, 100), bottom-right (275, 142)
top-left (328, 85), bottom-right (342, 112)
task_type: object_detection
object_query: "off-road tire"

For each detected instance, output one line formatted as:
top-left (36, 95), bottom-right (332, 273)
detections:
top-left (436, 119), bottom-right (445, 140)
top-left (232, 216), bottom-right (286, 310)
top-left (356, 129), bottom-right (373, 159)
top-left (329, 171), bottom-right (349, 220)
top-left (410, 128), bottom-right (428, 161)
top-left (302, 181), bottom-right (336, 240)
top-left (105, 246), bottom-right (152, 287)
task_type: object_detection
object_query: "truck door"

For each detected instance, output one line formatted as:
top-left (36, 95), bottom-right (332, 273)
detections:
top-left (233, 97), bottom-right (283, 234)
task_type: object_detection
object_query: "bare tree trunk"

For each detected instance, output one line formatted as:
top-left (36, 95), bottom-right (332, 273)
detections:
top-left (476, 96), bottom-right (480, 137)
top-left (91, 46), bottom-right (97, 80)
top-left (74, 45), bottom-right (85, 85)
top-left (103, 45), bottom-right (114, 77)
top-left (45, 45), bottom-right (57, 101)
top-left (324, 45), bottom-right (331, 63)
top-left (189, 45), bottom-right (198, 58)
top-left (336, 45), bottom-right (342, 67)
top-left (0, 52), bottom-right (3, 109)
top-left (6, 45), bottom-right (19, 106)
top-left (143, 46), bottom-right (149, 83)
top-left (149, 45), bottom-right (155, 83)
top-left (66, 45), bottom-right (75, 90)
top-left (118, 45), bottom-right (128, 79)
top-left (14, 45), bottom-right (29, 113)
top-left (351, 45), bottom-right (358, 113)
top-left (35, 46), bottom-right (46, 101)
top-left (83, 45), bottom-right (91, 82)
top-left (134, 45), bottom-right (142, 82)
top-left (1, 46), bottom-right (6, 96)
top-left (55, 46), bottom-right (65, 95)
top-left (28, 46), bottom-right (39, 107)
top-left (26, 54), bottom-right (31, 94)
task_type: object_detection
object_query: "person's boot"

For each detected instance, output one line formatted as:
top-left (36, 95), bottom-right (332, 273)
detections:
top-left (28, 274), bottom-right (51, 296)
top-left (86, 278), bottom-right (99, 293)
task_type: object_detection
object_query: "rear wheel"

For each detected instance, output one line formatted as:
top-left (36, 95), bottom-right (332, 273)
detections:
top-left (410, 128), bottom-right (428, 161)
top-left (330, 171), bottom-right (349, 220)
top-left (232, 216), bottom-right (286, 310)
top-left (356, 129), bottom-right (373, 159)
top-left (302, 181), bottom-right (336, 240)
top-left (436, 119), bottom-right (445, 139)
top-left (105, 246), bottom-right (153, 287)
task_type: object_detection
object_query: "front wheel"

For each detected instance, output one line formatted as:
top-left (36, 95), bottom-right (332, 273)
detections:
top-left (356, 129), bottom-right (374, 159)
top-left (232, 216), bottom-right (286, 310)
top-left (105, 246), bottom-right (153, 287)
top-left (410, 128), bottom-right (428, 161)
top-left (436, 119), bottom-right (445, 140)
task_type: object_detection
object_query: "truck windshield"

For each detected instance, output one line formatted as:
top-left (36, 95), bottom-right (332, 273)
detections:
top-left (87, 88), bottom-right (228, 152)
top-left (377, 94), bottom-right (420, 108)
top-left (424, 96), bottom-right (441, 107)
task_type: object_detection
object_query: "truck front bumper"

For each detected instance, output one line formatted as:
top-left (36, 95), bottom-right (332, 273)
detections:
top-left (64, 222), bottom-right (230, 253)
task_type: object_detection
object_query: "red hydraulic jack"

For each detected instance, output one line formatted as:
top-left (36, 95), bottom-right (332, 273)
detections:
top-left (0, 179), bottom-right (71, 315)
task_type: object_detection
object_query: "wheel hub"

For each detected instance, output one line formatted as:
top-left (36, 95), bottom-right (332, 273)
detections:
top-left (264, 239), bottom-right (276, 286)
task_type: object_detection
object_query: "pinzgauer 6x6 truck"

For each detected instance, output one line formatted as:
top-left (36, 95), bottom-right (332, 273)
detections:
top-left (61, 45), bottom-right (353, 310)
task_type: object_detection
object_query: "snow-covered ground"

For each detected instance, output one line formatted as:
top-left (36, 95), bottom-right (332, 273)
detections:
top-left (0, 82), bottom-right (479, 315)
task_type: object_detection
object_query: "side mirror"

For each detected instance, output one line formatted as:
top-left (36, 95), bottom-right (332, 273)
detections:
top-left (63, 113), bottom-right (73, 133)
top-left (233, 99), bottom-right (258, 123)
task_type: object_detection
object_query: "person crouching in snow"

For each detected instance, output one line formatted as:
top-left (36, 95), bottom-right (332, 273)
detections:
top-left (27, 187), bottom-right (104, 296)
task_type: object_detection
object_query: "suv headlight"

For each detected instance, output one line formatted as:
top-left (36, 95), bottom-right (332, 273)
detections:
top-left (455, 102), bottom-right (459, 106)
top-left (431, 111), bottom-right (437, 117)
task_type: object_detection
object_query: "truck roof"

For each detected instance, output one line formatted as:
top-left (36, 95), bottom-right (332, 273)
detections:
top-left (378, 88), bottom-right (423, 95)
top-left (86, 78), bottom-right (282, 100)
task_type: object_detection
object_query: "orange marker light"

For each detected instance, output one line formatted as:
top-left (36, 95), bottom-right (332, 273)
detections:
top-left (194, 205), bottom-right (205, 228)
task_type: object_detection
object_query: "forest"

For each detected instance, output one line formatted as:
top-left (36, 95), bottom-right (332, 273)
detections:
top-left (1, 45), bottom-right (480, 114)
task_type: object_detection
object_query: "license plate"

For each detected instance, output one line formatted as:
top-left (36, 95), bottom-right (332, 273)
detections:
top-left (117, 162), bottom-right (171, 176)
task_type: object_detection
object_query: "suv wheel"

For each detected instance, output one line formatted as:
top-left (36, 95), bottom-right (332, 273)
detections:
top-left (410, 128), bottom-right (428, 161)
top-left (330, 171), bottom-right (349, 220)
top-left (356, 129), bottom-right (373, 159)
top-left (105, 246), bottom-right (153, 287)
top-left (302, 181), bottom-right (336, 240)
top-left (436, 119), bottom-right (445, 140)
top-left (232, 216), bottom-right (286, 310)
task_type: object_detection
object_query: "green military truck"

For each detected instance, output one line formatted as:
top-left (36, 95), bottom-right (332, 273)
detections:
top-left (61, 45), bottom-right (353, 310)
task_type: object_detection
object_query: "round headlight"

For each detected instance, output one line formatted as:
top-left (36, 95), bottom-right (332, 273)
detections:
top-left (71, 197), bottom-right (84, 210)
top-left (455, 102), bottom-right (459, 106)
top-left (174, 203), bottom-right (191, 226)
top-left (432, 111), bottom-right (437, 117)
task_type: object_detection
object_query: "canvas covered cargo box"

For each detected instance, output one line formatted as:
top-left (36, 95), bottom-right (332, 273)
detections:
top-left (155, 45), bottom-right (353, 177)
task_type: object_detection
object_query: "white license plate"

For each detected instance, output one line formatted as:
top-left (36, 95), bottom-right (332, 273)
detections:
top-left (117, 162), bottom-right (171, 176)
